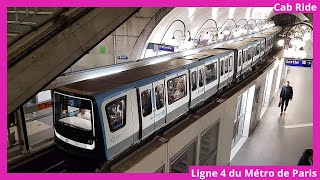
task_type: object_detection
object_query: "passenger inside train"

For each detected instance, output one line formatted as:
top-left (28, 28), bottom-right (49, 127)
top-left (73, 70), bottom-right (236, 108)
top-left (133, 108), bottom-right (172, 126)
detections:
top-left (205, 63), bottom-right (217, 84)
top-left (54, 93), bottom-right (93, 131)
top-left (77, 109), bottom-right (91, 121)
top-left (168, 75), bottom-right (187, 105)
top-left (199, 69), bottom-right (204, 87)
top-left (107, 99), bottom-right (125, 131)
top-left (191, 71), bottom-right (197, 91)
top-left (141, 90), bottom-right (152, 117)
top-left (173, 78), bottom-right (186, 100)
top-left (155, 84), bottom-right (164, 109)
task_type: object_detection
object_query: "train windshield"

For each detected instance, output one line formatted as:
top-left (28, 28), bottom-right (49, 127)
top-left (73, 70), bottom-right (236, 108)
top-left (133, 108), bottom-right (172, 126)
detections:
top-left (53, 92), bottom-right (94, 146)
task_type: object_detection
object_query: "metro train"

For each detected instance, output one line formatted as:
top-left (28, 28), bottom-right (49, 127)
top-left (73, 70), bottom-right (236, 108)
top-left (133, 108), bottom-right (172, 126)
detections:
top-left (52, 27), bottom-right (280, 162)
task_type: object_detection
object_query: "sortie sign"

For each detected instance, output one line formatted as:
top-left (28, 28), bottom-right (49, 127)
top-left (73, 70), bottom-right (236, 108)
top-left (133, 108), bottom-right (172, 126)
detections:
top-left (285, 59), bottom-right (312, 67)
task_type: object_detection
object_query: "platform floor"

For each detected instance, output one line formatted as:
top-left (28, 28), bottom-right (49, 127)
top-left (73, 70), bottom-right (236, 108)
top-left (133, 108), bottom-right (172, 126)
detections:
top-left (230, 67), bottom-right (313, 165)
top-left (27, 114), bottom-right (54, 146)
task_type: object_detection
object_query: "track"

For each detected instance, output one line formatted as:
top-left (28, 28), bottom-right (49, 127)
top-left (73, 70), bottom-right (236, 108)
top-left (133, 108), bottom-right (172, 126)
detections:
top-left (8, 145), bottom-right (97, 173)
top-left (8, 146), bottom-right (66, 173)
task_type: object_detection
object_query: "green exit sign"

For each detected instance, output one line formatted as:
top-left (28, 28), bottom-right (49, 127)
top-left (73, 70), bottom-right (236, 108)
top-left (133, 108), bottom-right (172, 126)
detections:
top-left (99, 46), bottom-right (106, 54)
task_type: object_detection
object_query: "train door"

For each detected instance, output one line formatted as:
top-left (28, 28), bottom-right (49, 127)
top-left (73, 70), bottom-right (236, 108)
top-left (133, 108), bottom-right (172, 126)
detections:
top-left (198, 65), bottom-right (205, 101)
top-left (252, 43), bottom-right (259, 64)
top-left (242, 48), bottom-right (247, 73)
top-left (153, 79), bottom-right (166, 131)
top-left (138, 84), bottom-right (155, 138)
top-left (219, 57), bottom-right (225, 88)
top-left (189, 67), bottom-right (199, 107)
top-left (247, 45), bottom-right (253, 67)
top-left (265, 38), bottom-right (268, 53)
top-left (260, 40), bottom-right (265, 56)
top-left (224, 56), bottom-right (229, 83)
top-left (237, 50), bottom-right (242, 77)
top-left (270, 35), bottom-right (274, 49)
top-left (228, 53), bottom-right (234, 83)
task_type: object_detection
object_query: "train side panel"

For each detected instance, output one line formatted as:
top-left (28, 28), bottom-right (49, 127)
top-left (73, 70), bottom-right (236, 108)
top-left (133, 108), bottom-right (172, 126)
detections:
top-left (165, 70), bottom-right (190, 124)
top-left (153, 79), bottom-right (167, 131)
top-left (100, 90), bottom-right (135, 160)
top-left (189, 66), bottom-right (199, 108)
top-left (130, 88), bottom-right (140, 144)
top-left (227, 53), bottom-right (235, 84)
top-left (204, 58), bottom-right (219, 99)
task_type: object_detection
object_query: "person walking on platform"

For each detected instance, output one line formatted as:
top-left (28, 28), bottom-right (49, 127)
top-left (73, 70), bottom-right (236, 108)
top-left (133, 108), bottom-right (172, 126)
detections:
top-left (280, 81), bottom-right (293, 116)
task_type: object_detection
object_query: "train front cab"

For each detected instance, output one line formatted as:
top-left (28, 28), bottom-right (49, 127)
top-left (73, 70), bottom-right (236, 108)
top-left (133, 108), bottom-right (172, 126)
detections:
top-left (52, 90), bottom-right (107, 162)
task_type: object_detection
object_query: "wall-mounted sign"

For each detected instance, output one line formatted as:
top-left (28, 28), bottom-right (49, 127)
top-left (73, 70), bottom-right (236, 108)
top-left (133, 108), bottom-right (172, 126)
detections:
top-left (117, 56), bottom-right (128, 60)
top-left (285, 59), bottom-right (312, 67)
top-left (158, 45), bottom-right (174, 52)
top-left (99, 46), bottom-right (106, 54)
top-left (147, 43), bottom-right (175, 52)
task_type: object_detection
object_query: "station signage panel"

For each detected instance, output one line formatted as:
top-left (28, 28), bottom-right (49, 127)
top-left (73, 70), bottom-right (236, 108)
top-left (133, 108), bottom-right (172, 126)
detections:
top-left (117, 56), bottom-right (128, 60)
top-left (285, 59), bottom-right (312, 67)
top-left (147, 43), bottom-right (175, 52)
top-left (158, 45), bottom-right (174, 52)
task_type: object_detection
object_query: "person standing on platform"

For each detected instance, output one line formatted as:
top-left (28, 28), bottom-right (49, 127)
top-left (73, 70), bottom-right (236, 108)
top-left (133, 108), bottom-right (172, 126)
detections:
top-left (280, 81), bottom-right (293, 116)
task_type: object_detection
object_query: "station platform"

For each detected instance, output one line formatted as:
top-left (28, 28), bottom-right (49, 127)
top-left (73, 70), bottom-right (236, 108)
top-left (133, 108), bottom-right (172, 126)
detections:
top-left (9, 108), bottom-right (53, 148)
top-left (231, 67), bottom-right (312, 165)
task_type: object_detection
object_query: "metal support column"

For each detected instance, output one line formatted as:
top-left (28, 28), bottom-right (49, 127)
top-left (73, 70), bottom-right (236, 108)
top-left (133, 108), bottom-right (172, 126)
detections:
top-left (14, 108), bottom-right (30, 153)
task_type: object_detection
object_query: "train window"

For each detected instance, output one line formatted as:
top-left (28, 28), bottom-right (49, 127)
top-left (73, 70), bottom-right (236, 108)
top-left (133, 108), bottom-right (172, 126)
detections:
top-left (220, 59), bottom-right (224, 76)
top-left (141, 89), bottom-right (152, 117)
top-left (225, 58), bottom-right (228, 74)
top-left (238, 53), bottom-right (242, 67)
top-left (155, 84), bottom-right (164, 110)
top-left (255, 45), bottom-right (259, 56)
top-left (205, 62), bottom-right (217, 84)
top-left (54, 93), bottom-right (93, 132)
top-left (261, 42), bottom-right (265, 52)
top-left (191, 71), bottom-right (197, 91)
top-left (242, 51), bottom-right (246, 63)
top-left (247, 48), bottom-right (252, 61)
top-left (199, 68), bottom-right (204, 87)
top-left (167, 74), bottom-right (187, 105)
top-left (229, 56), bottom-right (233, 72)
top-left (106, 96), bottom-right (126, 132)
